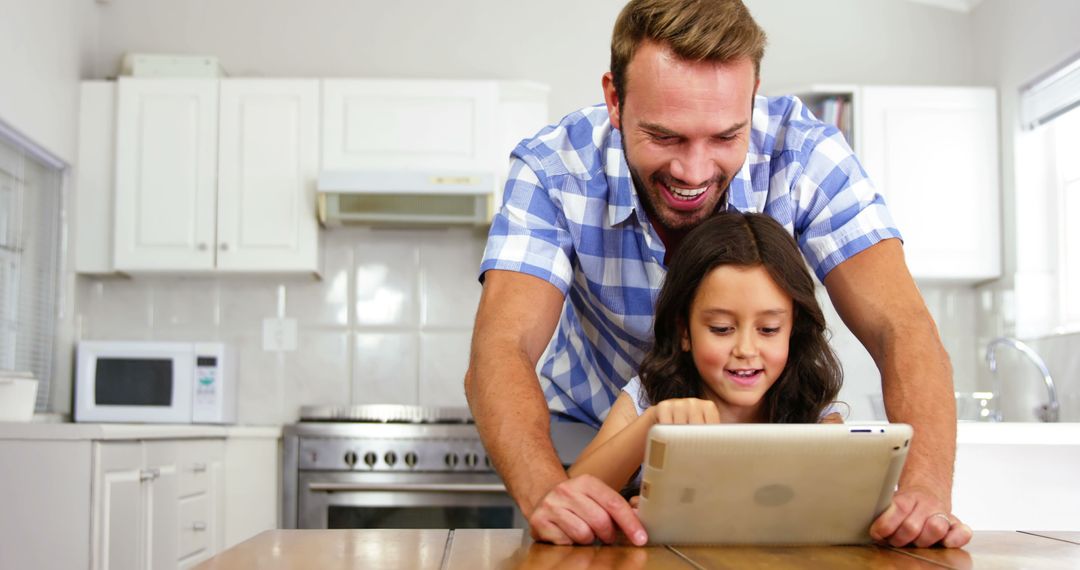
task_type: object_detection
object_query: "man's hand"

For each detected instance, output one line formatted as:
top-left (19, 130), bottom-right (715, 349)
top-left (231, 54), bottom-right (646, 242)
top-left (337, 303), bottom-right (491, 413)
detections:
top-left (869, 485), bottom-right (973, 548)
top-left (527, 474), bottom-right (648, 546)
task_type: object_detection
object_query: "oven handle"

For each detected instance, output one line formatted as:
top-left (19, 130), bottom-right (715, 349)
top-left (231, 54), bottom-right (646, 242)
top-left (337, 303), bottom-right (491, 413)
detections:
top-left (307, 482), bottom-right (508, 494)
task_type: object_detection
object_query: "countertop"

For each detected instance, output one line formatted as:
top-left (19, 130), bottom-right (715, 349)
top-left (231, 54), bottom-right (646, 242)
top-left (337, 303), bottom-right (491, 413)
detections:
top-left (193, 529), bottom-right (1080, 569)
top-left (0, 421), bottom-right (281, 440)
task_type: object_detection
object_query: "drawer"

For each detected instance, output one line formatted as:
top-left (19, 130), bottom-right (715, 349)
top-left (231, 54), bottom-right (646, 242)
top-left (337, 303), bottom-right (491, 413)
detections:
top-left (177, 439), bottom-right (223, 498)
top-left (177, 494), bottom-right (211, 560)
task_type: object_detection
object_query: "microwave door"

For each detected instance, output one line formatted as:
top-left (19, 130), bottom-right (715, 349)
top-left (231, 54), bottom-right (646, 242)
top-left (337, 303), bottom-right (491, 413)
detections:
top-left (75, 343), bottom-right (193, 423)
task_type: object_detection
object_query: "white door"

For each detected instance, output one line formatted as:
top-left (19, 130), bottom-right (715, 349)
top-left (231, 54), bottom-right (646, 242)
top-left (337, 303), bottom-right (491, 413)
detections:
top-left (217, 80), bottom-right (319, 272)
top-left (94, 443), bottom-right (143, 570)
top-left (858, 86), bottom-right (1000, 280)
top-left (144, 441), bottom-right (179, 570)
top-left (114, 78), bottom-right (218, 271)
top-left (322, 79), bottom-right (497, 174)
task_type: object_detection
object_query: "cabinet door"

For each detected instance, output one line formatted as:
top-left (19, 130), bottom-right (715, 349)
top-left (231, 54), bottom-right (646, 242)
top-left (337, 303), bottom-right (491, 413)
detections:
top-left (322, 79), bottom-right (497, 173)
top-left (217, 80), bottom-right (319, 272)
top-left (93, 442), bottom-right (143, 570)
top-left (144, 441), bottom-right (179, 570)
top-left (114, 78), bottom-right (218, 271)
top-left (858, 87), bottom-right (1000, 280)
top-left (76, 81), bottom-right (117, 274)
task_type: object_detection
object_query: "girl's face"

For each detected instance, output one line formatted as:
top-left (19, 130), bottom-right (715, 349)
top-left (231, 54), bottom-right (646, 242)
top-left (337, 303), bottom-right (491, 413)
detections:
top-left (681, 264), bottom-right (793, 421)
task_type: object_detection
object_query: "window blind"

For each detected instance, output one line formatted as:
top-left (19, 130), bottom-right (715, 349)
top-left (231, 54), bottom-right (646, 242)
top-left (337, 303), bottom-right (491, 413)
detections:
top-left (1020, 51), bottom-right (1080, 130)
top-left (0, 123), bottom-right (64, 412)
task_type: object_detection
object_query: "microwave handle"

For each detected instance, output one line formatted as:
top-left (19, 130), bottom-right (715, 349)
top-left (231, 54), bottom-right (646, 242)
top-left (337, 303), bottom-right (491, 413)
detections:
top-left (307, 482), bottom-right (507, 494)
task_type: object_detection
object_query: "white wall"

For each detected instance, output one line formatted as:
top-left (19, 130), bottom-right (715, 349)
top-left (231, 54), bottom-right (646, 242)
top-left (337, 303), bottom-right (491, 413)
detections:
top-left (0, 0), bottom-right (96, 163)
top-left (90, 0), bottom-right (977, 120)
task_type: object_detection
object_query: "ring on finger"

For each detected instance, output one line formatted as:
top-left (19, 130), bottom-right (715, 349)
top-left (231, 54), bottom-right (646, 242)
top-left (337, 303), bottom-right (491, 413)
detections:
top-left (930, 512), bottom-right (954, 528)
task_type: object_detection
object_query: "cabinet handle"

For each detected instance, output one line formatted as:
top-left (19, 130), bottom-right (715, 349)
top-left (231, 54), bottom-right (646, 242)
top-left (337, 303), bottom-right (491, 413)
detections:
top-left (219, 243), bottom-right (229, 251)
top-left (139, 468), bottom-right (160, 482)
top-left (191, 522), bottom-right (207, 532)
top-left (197, 243), bottom-right (208, 251)
top-left (191, 462), bottom-right (207, 473)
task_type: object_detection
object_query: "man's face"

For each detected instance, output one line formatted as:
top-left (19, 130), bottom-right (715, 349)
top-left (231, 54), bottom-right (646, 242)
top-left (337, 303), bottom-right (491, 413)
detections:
top-left (603, 42), bottom-right (758, 232)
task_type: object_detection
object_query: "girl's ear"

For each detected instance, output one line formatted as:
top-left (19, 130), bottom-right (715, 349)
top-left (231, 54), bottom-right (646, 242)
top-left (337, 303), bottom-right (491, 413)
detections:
top-left (679, 319), bottom-right (691, 352)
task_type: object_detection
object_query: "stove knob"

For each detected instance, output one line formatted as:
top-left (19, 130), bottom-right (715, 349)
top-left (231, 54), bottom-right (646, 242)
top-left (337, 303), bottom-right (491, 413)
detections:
top-left (363, 451), bottom-right (378, 468)
top-left (404, 452), bottom-right (418, 468)
top-left (343, 451), bottom-right (358, 468)
top-left (444, 453), bottom-right (459, 468)
top-left (484, 456), bottom-right (492, 469)
top-left (464, 453), bottom-right (478, 468)
top-left (384, 451), bottom-right (397, 466)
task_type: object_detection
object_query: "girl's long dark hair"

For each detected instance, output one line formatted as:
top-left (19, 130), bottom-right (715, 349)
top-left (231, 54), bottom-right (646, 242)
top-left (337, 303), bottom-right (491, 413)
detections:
top-left (640, 211), bottom-right (842, 423)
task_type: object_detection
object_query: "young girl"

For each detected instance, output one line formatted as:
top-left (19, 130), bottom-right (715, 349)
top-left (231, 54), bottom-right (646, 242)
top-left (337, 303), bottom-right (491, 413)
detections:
top-left (569, 211), bottom-right (844, 492)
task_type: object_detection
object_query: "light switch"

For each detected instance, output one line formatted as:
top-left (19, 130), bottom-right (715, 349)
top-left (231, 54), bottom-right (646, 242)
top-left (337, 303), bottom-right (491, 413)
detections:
top-left (263, 317), bottom-right (298, 351)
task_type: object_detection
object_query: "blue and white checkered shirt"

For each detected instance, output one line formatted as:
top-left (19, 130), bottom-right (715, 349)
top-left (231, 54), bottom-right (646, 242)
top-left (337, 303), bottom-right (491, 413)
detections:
top-left (479, 95), bottom-right (900, 428)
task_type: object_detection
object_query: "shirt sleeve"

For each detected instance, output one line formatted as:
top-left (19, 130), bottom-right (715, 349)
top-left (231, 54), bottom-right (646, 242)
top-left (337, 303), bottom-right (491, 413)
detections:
top-left (478, 151), bottom-right (576, 294)
top-left (789, 127), bottom-right (903, 282)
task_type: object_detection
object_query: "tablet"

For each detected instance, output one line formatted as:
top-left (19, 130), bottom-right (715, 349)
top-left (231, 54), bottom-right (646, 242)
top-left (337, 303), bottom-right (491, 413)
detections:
top-left (637, 423), bottom-right (912, 545)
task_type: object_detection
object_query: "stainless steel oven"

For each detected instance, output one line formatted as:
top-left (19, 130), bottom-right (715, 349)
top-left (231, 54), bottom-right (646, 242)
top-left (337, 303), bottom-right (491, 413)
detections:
top-left (283, 405), bottom-right (526, 530)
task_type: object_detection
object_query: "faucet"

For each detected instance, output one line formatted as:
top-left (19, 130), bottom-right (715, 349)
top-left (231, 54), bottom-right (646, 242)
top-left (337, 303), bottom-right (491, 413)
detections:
top-left (985, 337), bottom-right (1060, 422)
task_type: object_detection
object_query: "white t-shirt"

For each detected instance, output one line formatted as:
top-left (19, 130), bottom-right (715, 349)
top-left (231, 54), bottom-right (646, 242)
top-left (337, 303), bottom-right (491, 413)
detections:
top-left (620, 376), bottom-right (849, 420)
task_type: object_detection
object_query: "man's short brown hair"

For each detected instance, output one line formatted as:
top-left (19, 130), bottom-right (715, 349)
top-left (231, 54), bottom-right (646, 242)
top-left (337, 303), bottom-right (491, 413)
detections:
top-left (610, 0), bottom-right (767, 106)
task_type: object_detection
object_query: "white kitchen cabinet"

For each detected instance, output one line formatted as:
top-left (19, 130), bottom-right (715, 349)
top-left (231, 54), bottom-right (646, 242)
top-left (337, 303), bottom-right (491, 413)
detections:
top-left (322, 79), bottom-right (498, 174)
top-left (114, 78), bottom-right (218, 271)
top-left (110, 78), bottom-right (319, 273)
top-left (91, 439), bottom-right (223, 570)
top-left (75, 82), bottom-right (118, 274)
top-left (0, 425), bottom-right (277, 570)
top-left (785, 85), bottom-right (1001, 282)
top-left (216, 80), bottom-right (320, 272)
top-left (318, 79), bottom-right (548, 225)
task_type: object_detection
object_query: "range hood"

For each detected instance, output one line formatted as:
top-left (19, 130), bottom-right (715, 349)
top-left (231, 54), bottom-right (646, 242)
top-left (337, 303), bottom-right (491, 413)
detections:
top-left (317, 169), bottom-right (497, 227)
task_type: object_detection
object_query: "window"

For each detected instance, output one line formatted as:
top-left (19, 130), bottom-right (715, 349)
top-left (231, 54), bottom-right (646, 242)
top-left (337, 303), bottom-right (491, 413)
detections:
top-left (1054, 107), bottom-right (1080, 326)
top-left (0, 124), bottom-right (65, 411)
top-left (1016, 52), bottom-right (1080, 335)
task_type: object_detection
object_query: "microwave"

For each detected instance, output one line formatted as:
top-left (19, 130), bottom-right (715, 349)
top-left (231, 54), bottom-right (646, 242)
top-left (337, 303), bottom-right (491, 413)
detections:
top-left (75, 341), bottom-right (236, 424)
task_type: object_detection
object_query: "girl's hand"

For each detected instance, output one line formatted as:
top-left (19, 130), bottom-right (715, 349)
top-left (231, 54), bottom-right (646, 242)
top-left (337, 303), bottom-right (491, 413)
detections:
top-left (819, 411), bottom-right (844, 424)
top-left (649, 398), bottom-right (722, 425)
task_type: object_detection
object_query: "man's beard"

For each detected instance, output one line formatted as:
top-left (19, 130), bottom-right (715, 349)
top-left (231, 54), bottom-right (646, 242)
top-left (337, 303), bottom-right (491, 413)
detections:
top-left (623, 142), bottom-right (728, 233)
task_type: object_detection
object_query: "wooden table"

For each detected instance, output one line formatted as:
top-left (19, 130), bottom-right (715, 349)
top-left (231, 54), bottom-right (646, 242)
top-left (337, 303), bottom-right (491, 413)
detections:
top-left (195, 529), bottom-right (1080, 569)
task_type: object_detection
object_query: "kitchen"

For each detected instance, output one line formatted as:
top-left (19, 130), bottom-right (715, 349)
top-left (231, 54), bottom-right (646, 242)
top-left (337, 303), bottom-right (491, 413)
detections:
top-left (1, 0), bottom-right (1080, 568)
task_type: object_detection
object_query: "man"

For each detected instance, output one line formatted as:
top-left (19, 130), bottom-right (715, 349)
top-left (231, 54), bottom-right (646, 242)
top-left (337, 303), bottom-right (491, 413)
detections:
top-left (465, 0), bottom-right (972, 548)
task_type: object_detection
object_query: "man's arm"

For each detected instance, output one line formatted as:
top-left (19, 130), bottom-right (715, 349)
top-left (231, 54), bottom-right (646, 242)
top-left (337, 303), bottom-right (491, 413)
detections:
top-left (823, 238), bottom-right (971, 548)
top-left (464, 269), bottom-right (647, 545)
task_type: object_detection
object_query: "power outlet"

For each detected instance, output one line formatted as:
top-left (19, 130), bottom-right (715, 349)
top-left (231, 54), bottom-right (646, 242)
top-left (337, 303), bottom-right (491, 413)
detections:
top-left (262, 317), bottom-right (298, 351)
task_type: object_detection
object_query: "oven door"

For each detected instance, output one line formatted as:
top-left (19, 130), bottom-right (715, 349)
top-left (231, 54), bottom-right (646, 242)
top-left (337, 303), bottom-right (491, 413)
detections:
top-left (298, 471), bottom-right (526, 530)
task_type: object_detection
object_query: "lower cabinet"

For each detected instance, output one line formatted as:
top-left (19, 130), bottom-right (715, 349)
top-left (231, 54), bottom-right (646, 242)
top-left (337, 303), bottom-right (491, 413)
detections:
top-left (92, 439), bottom-right (224, 570)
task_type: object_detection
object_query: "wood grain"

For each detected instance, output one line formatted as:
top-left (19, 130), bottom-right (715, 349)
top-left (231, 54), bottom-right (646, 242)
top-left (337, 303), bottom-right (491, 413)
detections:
top-left (193, 529), bottom-right (450, 570)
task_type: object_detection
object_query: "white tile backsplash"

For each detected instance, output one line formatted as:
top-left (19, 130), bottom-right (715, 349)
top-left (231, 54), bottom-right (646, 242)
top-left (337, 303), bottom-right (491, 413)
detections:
top-left (74, 227), bottom-right (490, 424)
top-left (354, 331), bottom-right (418, 405)
top-left (419, 228), bottom-right (485, 327)
top-left (78, 226), bottom-right (1073, 426)
top-left (418, 331), bottom-right (471, 407)
top-left (354, 229), bottom-right (421, 326)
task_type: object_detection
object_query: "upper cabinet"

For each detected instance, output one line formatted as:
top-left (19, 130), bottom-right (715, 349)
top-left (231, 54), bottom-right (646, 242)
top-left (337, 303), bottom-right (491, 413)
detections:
top-left (216, 80), bottom-right (319, 271)
top-left (108, 78), bottom-right (320, 274)
top-left (322, 79), bottom-right (498, 174)
top-left (317, 79), bottom-right (549, 226)
top-left (784, 85), bottom-right (1001, 282)
top-left (76, 78), bottom-right (549, 273)
top-left (114, 79), bottom-right (220, 271)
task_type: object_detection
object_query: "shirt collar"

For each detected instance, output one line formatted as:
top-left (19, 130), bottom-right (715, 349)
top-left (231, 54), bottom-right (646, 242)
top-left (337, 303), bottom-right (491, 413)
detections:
top-left (602, 127), bottom-right (638, 227)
